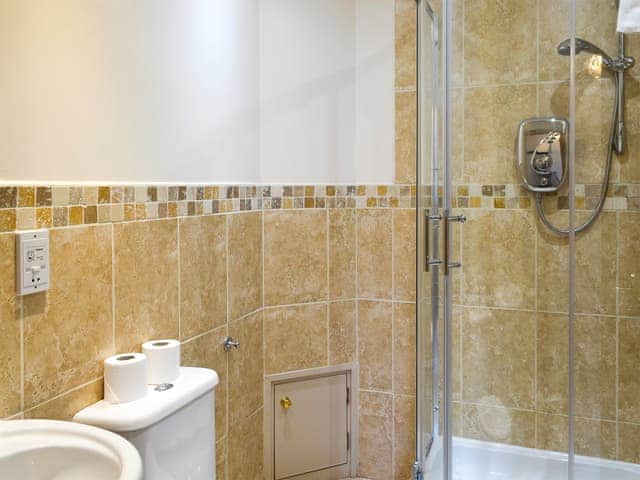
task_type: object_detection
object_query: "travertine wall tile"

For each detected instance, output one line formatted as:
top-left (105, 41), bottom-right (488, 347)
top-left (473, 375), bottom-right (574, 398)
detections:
top-left (619, 318), bottom-right (640, 424)
top-left (357, 209), bottom-right (392, 299)
top-left (464, 0), bottom-right (537, 85)
top-left (393, 302), bottom-right (416, 395)
top-left (0, 233), bottom-right (20, 417)
top-left (264, 210), bottom-right (327, 306)
top-left (395, 92), bottom-right (417, 184)
top-left (228, 212), bottom-right (262, 321)
top-left (359, 391), bottom-right (393, 479)
top-left (536, 412), bottom-right (567, 453)
top-left (393, 395), bottom-right (416, 480)
top-left (329, 209), bottom-right (356, 300)
top-left (462, 403), bottom-right (535, 448)
top-left (539, 0), bottom-right (618, 82)
top-left (358, 300), bottom-right (393, 391)
top-left (619, 212), bottom-right (640, 317)
top-left (575, 417), bottom-right (617, 460)
top-left (228, 408), bottom-right (263, 480)
top-left (228, 311), bottom-right (263, 422)
top-left (462, 307), bottom-right (535, 410)
top-left (574, 316), bottom-right (616, 420)
top-left (462, 209), bottom-right (536, 309)
top-left (24, 380), bottom-right (103, 421)
top-left (23, 225), bottom-right (113, 408)
top-left (215, 439), bottom-right (227, 480)
top-left (179, 216), bottom-right (227, 339)
top-left (393, 209), bottom-right (416, 302)
top-left (537, 313), bottom-right (569, 415)
top-left (619, 422), bottom-right (640, 464)
top-left (464, 85), bottom-right (536, 185)
top-left (395, 0), bottom-right (416, 89)
top-left (537, 211), bottom-right (617, 315)
top-left (181, 325), bottom-right (228, 439)
top-left (540, 80), bottom-right (617, 185)
top-left (264, 303), bottom-right (328, 374)
top-left (114, 219), bottom-right (178, 352)
top-left (329, 300), bottom-right (356, 365)
top-left (619, 77), bottom-right (640, 183)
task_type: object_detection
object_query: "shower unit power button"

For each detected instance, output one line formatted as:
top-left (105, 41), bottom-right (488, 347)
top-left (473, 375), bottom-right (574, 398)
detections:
top-left (16, 229), bottom-right (50, 295)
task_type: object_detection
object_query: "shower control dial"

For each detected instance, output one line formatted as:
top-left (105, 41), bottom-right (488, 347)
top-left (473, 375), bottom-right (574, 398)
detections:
top-left (533, 154), bottom-right (552, 172)
top-left (517, 117), bottom-right (569, 193)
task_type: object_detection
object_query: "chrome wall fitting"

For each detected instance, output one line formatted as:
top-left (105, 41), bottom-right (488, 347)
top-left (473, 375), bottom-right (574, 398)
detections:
top-left (223, 336), bottom-right (240, 352)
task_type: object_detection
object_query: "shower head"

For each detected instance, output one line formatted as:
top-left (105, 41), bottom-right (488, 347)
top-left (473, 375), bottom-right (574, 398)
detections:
top-left (557, 38), bottom-right (613, 63)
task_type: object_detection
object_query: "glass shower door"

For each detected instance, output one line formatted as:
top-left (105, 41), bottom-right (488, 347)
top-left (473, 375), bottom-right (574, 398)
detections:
top-left (415, 0), bottom-right (443, 477)
top-left (416, 1), bottom-right (577, 479)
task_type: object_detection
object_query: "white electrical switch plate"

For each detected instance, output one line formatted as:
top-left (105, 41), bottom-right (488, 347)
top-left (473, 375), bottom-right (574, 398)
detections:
top-left (16, 229), bottom-right (50, 295)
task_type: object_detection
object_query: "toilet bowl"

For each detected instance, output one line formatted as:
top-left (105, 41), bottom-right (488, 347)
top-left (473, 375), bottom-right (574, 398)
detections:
top-left (74, 367), bottom-right (218, 480)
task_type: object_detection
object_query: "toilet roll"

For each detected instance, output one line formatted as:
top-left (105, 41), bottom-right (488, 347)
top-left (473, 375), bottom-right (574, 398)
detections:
top-left (142, 339), bottom-right (181, 384)
top-left (104, 353), bottom-right (148, 404)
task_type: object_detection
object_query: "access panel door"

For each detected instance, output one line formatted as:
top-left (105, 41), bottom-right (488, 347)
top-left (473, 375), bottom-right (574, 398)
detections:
top-left (274, 373), bottom-right (349, 479)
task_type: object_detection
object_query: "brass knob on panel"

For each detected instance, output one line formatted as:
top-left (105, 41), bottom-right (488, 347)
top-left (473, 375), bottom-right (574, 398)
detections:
top-left (280, 396), bottom-right (292, 409)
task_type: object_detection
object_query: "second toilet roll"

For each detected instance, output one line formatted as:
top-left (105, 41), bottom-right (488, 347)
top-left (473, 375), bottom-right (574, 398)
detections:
top-left (104, 353), bottom-right (147, 404)
top-left (142, 339), bottom-right (181, 384)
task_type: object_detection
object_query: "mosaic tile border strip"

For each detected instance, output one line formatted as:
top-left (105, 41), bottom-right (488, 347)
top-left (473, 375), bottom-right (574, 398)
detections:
top-left (0, 184), bottom-right (417, 232)
top-left (0, 182), bottom-right (638, 232)
top-left (447, 183), bottom-right (640, 211)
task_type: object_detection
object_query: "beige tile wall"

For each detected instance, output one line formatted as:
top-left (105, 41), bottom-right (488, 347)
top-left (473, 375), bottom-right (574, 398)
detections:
top-left (0, 211), bottom-right (264, 480)
top-left (395, 0), bottom-right (640, 466)
top-left (0, 192), bottom-right (417, 480)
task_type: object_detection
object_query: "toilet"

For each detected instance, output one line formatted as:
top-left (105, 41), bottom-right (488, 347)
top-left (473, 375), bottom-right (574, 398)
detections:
top-left (74, 367), bottom-right (218, 480)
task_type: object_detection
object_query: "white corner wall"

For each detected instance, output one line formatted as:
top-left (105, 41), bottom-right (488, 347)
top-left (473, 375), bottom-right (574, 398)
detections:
top-left (258, 0), bottom-right (395, 184)
top-left (0, 0), bottom-right (394, 185)
top-left (0, 0), bottom-right (260, 183)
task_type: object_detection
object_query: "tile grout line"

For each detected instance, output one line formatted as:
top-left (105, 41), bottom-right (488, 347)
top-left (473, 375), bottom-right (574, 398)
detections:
top-left (224, 211), bottom-right (230, 480)
top-left (177, 219), bottom-right (182, 341)
top-left (19, 295), bottom-right (24, 413)
top-left (354, 207), bottom-right (360, 477)
top-left (111, 223), bottom-right (116, 354)
top-left (261, 209), bottom-right (266, 473)
top-left (615, 210), bottom-right (620, 459)
top-left (326, 209), bottom-right (331, 364)
top-left (534, 0), bottom-right (540, 446)
top-left (391, 209), bottom-right (396, 478)
top-left (26, 376), bottom-right (103, 414)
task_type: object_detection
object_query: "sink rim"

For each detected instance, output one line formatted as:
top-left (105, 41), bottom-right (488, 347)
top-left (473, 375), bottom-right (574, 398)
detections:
top-left (0, 419), bottom-right (143, 480)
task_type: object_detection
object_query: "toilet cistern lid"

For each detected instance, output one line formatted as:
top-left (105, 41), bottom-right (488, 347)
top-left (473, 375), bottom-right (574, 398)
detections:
top-left (73, 367), bottom-right (218, 432)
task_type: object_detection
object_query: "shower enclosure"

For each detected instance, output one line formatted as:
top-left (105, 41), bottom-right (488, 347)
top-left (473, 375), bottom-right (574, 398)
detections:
top-left (414, 0), bottom-right (640, 479)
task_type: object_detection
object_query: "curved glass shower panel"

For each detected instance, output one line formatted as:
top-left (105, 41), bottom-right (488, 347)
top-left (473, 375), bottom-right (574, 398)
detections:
top-left (415, 0), bottom-right (443, 477)
top-left (415, 0), bottom-right (579, 479)
top-left (571, 0), bottom-right (640, 477)
top-left (414, 0), bottom-right (443, 474)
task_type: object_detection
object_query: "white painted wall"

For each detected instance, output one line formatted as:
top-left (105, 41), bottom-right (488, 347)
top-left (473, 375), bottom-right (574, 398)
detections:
top-left (0, 0), bottom-right (395, 184)
top-left (258, 0), bottom-right (395, 184)
top-left (0, 0), bottom-right (260, 183)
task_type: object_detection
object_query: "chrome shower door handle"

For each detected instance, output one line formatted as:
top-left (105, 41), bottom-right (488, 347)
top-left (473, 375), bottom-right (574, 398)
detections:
top-left (425, 211), bottom-right (443, 272)
top-left (444, 213), bottom-right (466, 275)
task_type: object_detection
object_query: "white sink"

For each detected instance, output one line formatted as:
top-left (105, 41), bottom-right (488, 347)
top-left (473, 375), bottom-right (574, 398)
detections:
top-left (0, 419), bottom-right (143, 480)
